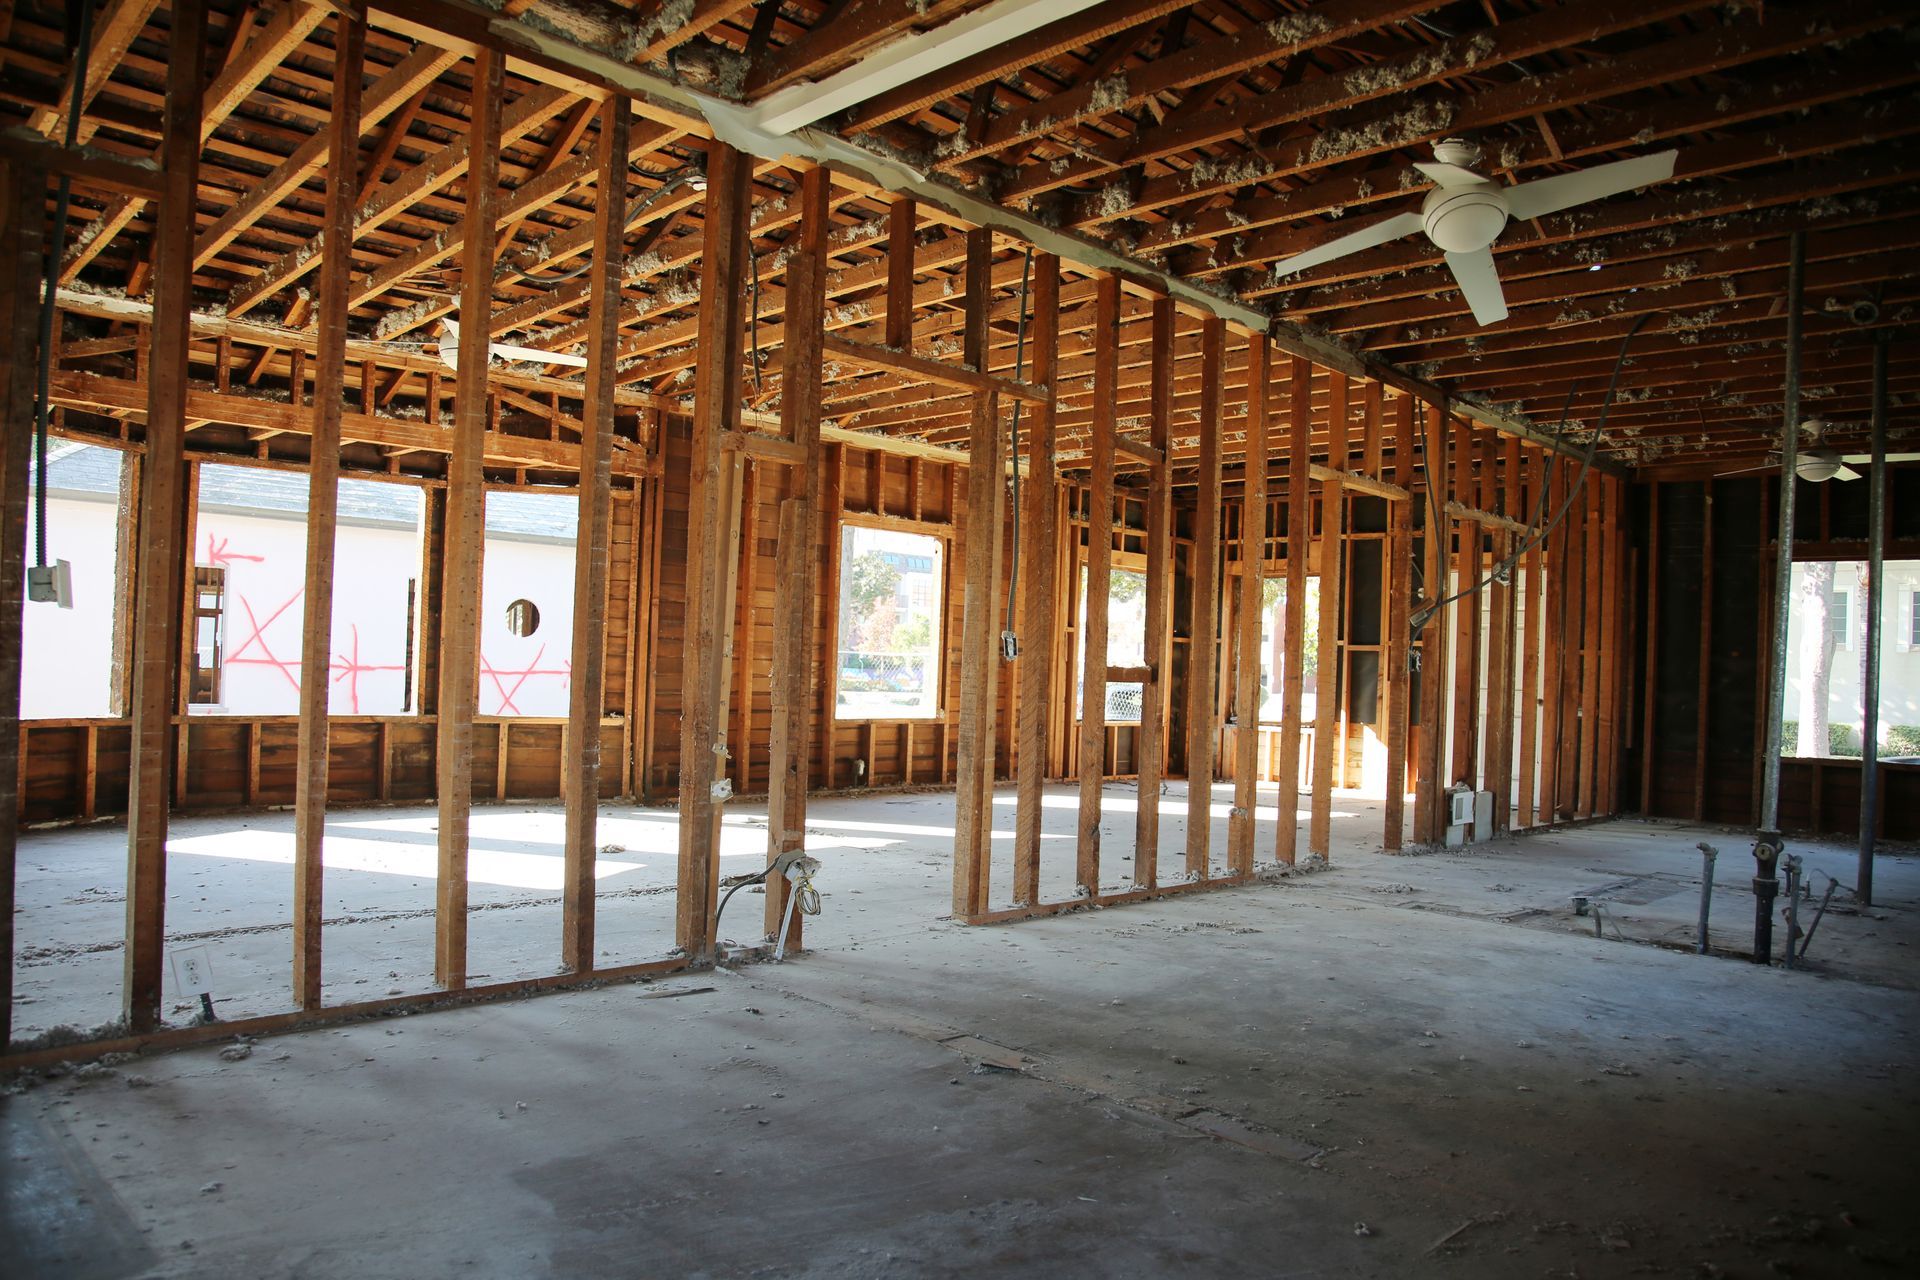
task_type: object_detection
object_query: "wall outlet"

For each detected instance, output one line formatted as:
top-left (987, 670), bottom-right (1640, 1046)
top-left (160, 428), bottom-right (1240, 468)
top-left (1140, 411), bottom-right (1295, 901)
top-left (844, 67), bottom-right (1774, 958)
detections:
top-left (170, 944), bottom-right (214, 997)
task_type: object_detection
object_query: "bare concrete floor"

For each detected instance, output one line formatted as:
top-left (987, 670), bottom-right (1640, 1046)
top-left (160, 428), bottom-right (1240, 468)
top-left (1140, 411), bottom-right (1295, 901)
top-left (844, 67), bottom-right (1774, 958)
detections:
top-left (6, 788), bottom-right (1920, 1278)
top-left (8, 780), bottom-right (1389, 1039)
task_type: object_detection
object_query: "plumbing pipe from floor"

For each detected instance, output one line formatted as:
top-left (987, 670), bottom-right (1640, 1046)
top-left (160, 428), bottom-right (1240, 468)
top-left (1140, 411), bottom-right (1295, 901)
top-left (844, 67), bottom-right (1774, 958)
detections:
top-left (1695, 842), bottom-right (1718, 955)
top-left (1783, 855), bottom-right (1802, 971)
top-left (1799, 878), bottom-right (1839, 960)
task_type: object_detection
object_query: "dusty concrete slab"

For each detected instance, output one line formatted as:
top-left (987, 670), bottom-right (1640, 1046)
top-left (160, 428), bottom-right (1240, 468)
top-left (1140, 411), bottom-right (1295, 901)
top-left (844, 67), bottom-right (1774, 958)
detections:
top-left (5, 790), bottom-right (1919, 1277)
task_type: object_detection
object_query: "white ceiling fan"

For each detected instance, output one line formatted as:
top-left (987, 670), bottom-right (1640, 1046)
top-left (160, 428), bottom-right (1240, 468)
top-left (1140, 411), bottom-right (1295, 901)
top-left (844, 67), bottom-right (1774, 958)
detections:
top-left (1267, 139), bottom-right (1679, 326)
top-left (435, 318), bottom-right (587, 371)
top-left (1718, 419), bottom-right (1920, 483)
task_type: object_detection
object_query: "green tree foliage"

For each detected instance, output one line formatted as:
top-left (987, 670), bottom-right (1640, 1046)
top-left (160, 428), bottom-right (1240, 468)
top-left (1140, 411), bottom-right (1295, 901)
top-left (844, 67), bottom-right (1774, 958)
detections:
top-left (845, 552), bottom-right (902, 650)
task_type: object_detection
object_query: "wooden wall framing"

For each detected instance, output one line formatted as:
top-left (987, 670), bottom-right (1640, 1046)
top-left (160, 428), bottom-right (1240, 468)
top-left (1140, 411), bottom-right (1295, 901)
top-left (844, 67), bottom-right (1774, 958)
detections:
top-left (5, 43), bottom-right (1654, 1062)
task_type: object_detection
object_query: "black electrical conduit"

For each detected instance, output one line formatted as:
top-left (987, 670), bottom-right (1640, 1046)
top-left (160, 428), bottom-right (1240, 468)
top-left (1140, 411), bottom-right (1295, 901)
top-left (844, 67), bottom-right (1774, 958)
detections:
top-left (32, 0), bottom-right (98, 573)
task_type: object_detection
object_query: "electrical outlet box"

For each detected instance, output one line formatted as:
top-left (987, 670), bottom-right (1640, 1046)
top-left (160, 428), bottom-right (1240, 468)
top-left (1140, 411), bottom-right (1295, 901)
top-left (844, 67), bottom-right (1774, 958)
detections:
top-left (27, 560), bottom-right (71, 609)
top-left (170, 944), bottom-right (214, 997)
top-left (1448, 788), bottom-right (1475, 826)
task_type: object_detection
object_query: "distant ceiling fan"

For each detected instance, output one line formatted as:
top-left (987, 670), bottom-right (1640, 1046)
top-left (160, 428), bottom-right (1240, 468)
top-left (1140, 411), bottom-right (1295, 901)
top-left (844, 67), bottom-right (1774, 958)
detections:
top-left (1267, 139), bottom-right (1679, 326)
top-left (1717, 418), bottom-right (1920, 483)
top-left (435, 318), bottom-right (587, 371)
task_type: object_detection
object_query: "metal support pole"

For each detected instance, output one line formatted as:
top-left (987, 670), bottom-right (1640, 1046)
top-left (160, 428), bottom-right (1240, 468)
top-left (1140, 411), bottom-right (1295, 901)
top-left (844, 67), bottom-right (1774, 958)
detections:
top-left (1752, 230), bottom-right (1803, 962)
top-left (1695, 841), bottom-right (1717, 955)
top-left (1858, 334), bottom-right (1887, 907)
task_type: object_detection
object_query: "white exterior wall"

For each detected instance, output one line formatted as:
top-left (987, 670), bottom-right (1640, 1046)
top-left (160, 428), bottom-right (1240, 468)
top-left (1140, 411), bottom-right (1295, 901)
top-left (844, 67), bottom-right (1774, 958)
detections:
top-left (20, 491), bottom-right (120, 719)
top-left (478, 491), bottom-right (578, 718)
top-left (21, 483), bottom-right (579, 720)
top-left (191, 503), bottom-right (423, 717)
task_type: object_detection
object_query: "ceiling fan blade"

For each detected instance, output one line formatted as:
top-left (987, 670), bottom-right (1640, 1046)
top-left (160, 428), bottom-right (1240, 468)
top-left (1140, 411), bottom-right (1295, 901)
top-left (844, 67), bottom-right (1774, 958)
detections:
top-left (1412, 161), bottom-right (1485, 189)
top-left (490, 342), bottom-right (589, 368)
top-left (1267, 211), bottom-right (1425, 278)
top-left (1833, 465), bottom-right (1864, 481)
top-left (1444, 248), bottom-right (1509, 326)
top-left (1839, 452), bottom-right (1920, 464)
top-left (1504, 150), bottom-right (1678, 222)
top-left (1715, 463), bottom-right (1782, 477)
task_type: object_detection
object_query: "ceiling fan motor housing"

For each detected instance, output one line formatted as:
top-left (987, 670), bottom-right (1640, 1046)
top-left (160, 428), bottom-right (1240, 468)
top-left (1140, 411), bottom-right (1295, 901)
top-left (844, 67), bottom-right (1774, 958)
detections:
top-left (1422, 182), bottom-right (1511, 253)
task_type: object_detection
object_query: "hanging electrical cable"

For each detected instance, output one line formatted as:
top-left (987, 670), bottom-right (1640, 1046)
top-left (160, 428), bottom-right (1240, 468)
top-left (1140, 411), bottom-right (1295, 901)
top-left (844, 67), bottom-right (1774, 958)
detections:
top-left (1000, 247), bottom-right (1034, 659)
top-left (31, 0), bottom-right (98, 578)
top-left (747, 246), bottom-right (764, 396)
top-left (1408, 311), bottom-right (1657, 641)
top-left (514, 161), bottom-right (702, 292)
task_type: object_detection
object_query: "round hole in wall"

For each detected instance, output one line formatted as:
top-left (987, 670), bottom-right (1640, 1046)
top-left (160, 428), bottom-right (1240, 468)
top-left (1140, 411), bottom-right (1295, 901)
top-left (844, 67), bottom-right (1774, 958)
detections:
top-left (505, 598), bottom-right (540, 637)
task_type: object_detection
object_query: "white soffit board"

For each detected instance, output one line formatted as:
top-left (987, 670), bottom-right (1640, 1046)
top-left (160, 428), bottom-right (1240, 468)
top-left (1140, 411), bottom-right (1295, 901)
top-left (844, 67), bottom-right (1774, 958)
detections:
top-left (748, 0), bottom-right (1111, 136)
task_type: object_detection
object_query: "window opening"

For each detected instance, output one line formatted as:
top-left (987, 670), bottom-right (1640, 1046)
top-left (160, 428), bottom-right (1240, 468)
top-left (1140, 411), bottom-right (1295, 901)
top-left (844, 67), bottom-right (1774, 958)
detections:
top-left (1077, 566), bottom-right (1146, 722)
top-left (835, 526), bottom-right (944, 719)
top-left (189, 567), bottom-right (225, 706)
top-left (1781, 559), bottom-right (1920, 758)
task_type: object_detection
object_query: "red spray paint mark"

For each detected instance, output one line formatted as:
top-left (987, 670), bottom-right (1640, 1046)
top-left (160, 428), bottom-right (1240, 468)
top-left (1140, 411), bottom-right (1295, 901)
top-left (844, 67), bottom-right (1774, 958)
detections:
top-left (478, 645), bottom-right (571, 716)
top-left (206, 534), bottom-right (265, 567)
top-left (223, 589), bottom-right (307, 693)
top-left (330, 623), bottom-right (405, 714)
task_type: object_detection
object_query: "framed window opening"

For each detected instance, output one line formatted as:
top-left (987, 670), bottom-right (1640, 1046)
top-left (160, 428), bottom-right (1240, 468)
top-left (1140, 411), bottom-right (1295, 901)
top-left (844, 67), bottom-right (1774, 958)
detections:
top-left (1780, 558), bottom-right (1920, 759)
top-left (1257, 576), bottom-right (1323, 726)
top-left (833, 520), bottom-right (947, 721)
top-left (19, 438), bottom-right (131, 719)
top-left (1076, 551), bottom-right (1148, 724)
top-left (190, 463), bottom-right (430, 717)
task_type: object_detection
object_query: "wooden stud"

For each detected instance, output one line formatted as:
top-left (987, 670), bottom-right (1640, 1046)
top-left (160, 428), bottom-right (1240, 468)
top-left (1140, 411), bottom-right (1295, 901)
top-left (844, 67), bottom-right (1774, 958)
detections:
top-left (1636, 482), bottom-right (1659, 815)
top-left (1012, 253), bottom-right (1059, 907)
top-left (1517, 448), bottom-right (1543, 828)
top-left (123, 0), bottom-right (205, 1033)
top-left (815, 445), bottom-right (844, 789)
top-left (560, 95), bottom-right (630, 974)
top-left (1578, 469), bottom-right (1604, 819)
top-left (1328, 372), bottom-right (1351, 792)
top-left (434, 48), bottom-right (504, 991)
top-left (1184, 316), bottom-right (1225, 879)
top-left (1275, 355), bottom-right (1311, 864)
top-left (1133, 296), bottom-right (1175, 890)
top-left (1077, 273), bottom-right (1119, 896)
top-left (765, 164), bottom-right (830, 950)
top-left (291, 9), bottom-right (364, 1010)
top-left (1382, 394), bottom-right (1414, 849)
top-left (1604, 476), bottom-right (1628, 816)
top-left (676, 140), bottom-right (753, 957)
top-left (885, 197), bottom-right (915, 352)
top-left (1229, 337), bottom-right (1269, 877)
top-left (1448, 418), bottom-right (1479, 790)
top-left (1484, 436), bottom-right (1519, 833)
top-left (1309, 462), bottom-right (1342, 859)
top-left (1413, 400), bottom-right (1449, 844)
top-left (0, 154), bottom-right (47, 1046)
top-left (952, 226), bottom-right (1004, 919)
top-left (729, 461), bottom-right (760, 789)
top-left (1553, 461), bottom-right (1583, 821)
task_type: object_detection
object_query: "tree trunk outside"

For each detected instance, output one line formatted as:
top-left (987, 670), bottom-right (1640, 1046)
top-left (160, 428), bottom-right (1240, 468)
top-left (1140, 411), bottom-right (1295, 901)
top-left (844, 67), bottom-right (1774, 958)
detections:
top-left (1797, 561), bottom-right (1837, 757)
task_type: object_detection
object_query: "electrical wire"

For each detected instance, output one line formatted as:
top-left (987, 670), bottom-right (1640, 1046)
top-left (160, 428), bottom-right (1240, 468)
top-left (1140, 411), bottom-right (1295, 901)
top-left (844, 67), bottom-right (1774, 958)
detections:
top-left (1001, 248), bottom-right (1034, 646)
top-left (33, 0), bottom-right (98, 571)
top-left (748, 246), bottom-right (764, 396)
top-left (512, 164), bottom-right (700, 292)
top-left (712, 867), bottom-right (772, 943)
top-left (1408, 312), bottom-right (1657, 641)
